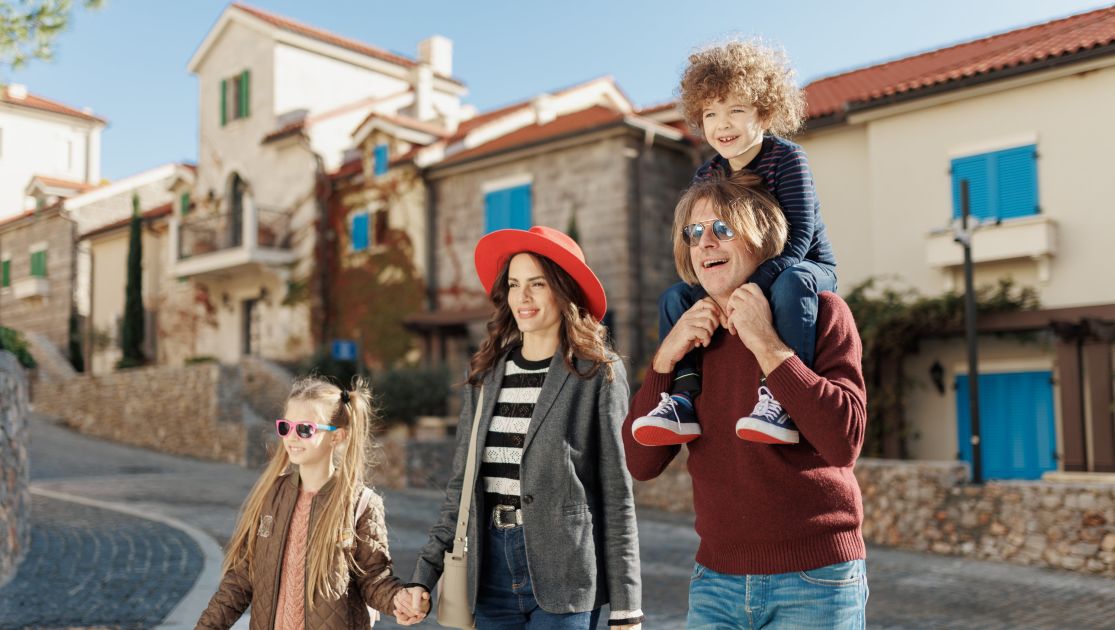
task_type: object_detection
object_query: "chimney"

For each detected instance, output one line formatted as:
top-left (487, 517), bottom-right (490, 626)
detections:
top-left (418, 36), bottom-right (453, 77)
top-left (532, 94), bottom-right (556, 125)
top-left (412, 64), bottom-right (435, 122)
top-left (7, 83), bottom-right (28, 100)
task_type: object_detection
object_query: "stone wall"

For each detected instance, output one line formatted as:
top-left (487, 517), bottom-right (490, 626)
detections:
top-left (0, 351), bottom-right (31, 587)
top-left (855, 459), bottom-right (1115, 576)
top-left (34, 362), bottom-right (263, 465)
top-left (0, 208), bottom-right (76, 351)
top-left (630, 453), bottom-right (1115, 577)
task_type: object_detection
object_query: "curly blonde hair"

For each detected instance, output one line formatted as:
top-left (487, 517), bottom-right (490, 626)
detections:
top-left (678, 38), bottom-right (806, 138)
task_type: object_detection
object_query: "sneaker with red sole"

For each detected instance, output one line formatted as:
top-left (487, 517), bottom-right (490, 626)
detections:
top-left (632, 393), bottom-right (701, 446)
top-left (735, 385), bottom-right (799, 444)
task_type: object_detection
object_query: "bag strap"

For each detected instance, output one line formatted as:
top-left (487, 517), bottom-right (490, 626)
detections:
top-left (449, 385), bottom-right (484, 559)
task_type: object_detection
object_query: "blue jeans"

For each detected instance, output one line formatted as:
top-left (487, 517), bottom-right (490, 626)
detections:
top-left (687, 560), bottom-right (868, 629)
top-left (475, 522), bottom-right (602, 629)
top-left (658, 261), bottom-right (838, 383)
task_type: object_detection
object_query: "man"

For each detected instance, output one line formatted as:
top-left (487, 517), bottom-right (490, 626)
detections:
top-left (623, 171), bottom-right (869, 629)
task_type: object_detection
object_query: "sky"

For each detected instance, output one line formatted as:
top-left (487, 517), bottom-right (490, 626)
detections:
top-left (4, 0), bottom-right (1111, 181)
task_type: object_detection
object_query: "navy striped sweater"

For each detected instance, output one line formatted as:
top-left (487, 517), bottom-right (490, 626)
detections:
top-left (694, 135), bottom-right (837, 294)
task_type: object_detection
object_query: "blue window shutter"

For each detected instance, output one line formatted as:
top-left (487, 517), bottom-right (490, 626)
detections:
top-left (484, 190), bottom-right (508, 234)
top-left (374, 144), bottom-right (389, 175)
top-left (994, 145), bottom-right (1038, 219)
top-left (509, 184), bottom-right (532, 230)
top-left (351, 213), bottom-right (369, 251)
top-left (951, 154), bottom-right (991, 220)
top-left (951, 145), bottom-right (1038, 221)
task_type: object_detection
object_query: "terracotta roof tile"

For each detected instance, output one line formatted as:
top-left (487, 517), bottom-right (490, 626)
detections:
top-left (28, 175), bottom-right (97, 192)
top-left (439, 105), bottom-right (626, 166)
top-left (805, 5), bottom-right (1115, 119)
top-left (232, 2), bottom-right (464, 85)
top-left (1, 87), bottom-right (105, 124)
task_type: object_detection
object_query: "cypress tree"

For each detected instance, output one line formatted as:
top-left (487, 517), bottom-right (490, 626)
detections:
top-left (118, 194), bottom-right (145, 368)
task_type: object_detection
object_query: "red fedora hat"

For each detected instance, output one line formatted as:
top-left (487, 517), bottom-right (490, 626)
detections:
top-left (474, 226), bottom-right (607, 321)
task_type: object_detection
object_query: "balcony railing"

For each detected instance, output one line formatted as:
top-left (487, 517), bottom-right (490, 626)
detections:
top-left (178, 205), bottom-right (293, 259)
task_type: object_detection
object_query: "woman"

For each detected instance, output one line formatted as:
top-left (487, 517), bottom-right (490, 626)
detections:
top-left (397, 225), bottom-right (644, 629)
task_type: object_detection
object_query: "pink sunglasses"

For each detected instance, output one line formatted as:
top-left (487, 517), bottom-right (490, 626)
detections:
top-left (275, 419), bottom-right (338, 440)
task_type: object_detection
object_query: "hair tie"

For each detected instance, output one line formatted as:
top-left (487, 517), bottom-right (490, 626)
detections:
top-left (340, 389), bottom-right (351, 404)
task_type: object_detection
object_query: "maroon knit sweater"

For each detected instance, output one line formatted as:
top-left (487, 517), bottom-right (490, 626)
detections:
top-left (623, 292), bottom-right (867, 575)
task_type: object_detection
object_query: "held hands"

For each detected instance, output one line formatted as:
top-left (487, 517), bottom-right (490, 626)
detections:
top-left (393, 586), bottom-right (430, 626)
top-left (652, 298), bottom-right (727, 373)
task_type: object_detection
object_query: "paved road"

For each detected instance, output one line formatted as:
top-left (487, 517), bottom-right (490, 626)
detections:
top-left (7, 413), bottom-right (1115, 629)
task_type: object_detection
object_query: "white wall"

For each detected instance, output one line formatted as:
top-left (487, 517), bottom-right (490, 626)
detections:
top-left (0, 105), bottom-right (100, 220)
top-left (273, 43), bottom-right (411, 118)
top-left (798, 61), bottom-right (1115, 309)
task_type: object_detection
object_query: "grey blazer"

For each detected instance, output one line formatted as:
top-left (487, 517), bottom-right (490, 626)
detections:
top-left (411, 349), bottom-right (641, 615)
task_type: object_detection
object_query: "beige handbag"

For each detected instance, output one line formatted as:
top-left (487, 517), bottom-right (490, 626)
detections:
top-left (436, 386), bottom-right (483, 629)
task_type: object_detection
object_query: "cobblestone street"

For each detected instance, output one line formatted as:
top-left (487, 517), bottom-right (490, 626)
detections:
top-left (4, 413), bottom-right (1114, 629)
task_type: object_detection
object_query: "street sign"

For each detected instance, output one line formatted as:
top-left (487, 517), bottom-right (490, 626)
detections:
top-left (331, 339), bottom-right (357, 361)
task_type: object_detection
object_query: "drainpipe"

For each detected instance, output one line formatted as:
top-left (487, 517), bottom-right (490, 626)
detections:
top-left (628, 127), bottom-right (655, 368)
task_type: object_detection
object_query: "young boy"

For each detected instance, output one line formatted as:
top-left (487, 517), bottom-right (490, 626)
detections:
top-left (632, 39), bottom-right (838, 446)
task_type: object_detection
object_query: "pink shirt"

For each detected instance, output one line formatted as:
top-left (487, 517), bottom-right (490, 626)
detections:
top-left (275, 489), bottom-right (315, 630)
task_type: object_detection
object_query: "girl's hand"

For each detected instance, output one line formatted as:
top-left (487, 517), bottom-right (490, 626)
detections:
top-left (393, 586), bottom-right (430, 625)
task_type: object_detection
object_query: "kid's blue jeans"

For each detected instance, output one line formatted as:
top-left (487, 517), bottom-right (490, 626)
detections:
top-left (687, 559), bottom-right (868, 629)
top-left (659, 261), bottom-right (837, 389)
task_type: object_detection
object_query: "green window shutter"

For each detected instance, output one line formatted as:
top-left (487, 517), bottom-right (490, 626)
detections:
top-left (240, 70), bottom-right (250, 118)
top-left (30, 251), bottom-right (46, 278)
top-left (1, 260), bottom-right (9, 287)
top-left (180, 192), bottom-right (191, 215)
top-left (220, 78), bottom-right (228, 126)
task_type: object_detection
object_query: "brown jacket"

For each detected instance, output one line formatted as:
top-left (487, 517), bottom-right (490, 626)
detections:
top-left (197, 474), bottom-right (405, 629)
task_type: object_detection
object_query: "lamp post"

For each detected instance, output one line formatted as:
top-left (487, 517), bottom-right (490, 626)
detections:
top-left (954, 179), bottom-right (983, 484)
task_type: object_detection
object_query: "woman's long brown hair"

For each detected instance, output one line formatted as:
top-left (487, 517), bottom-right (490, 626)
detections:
top-left (468, 252), bottom-right (614, 385)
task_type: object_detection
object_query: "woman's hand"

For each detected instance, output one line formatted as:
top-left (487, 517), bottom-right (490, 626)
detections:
top-left (652, 297), bottom-right (726, 373)
top-left (393, 586), bottom-right (430, 626)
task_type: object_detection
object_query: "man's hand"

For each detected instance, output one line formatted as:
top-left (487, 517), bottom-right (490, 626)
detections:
top-left (652, 297), bottom-right (726, 373)
top-left (393, 586), bottom-right (430, 626)
top-left (725, 284), bottom-right (794, 375)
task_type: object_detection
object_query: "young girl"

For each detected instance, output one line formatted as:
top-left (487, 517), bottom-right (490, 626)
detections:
top-left (396, 226), bottom-right (643, 629)
top-left (197, 376), bottom-right (413, 629)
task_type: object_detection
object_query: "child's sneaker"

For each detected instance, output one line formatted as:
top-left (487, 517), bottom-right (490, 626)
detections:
top-left (735, 386), bottom-right (799, 444)
top-left (632, 393), bottom-right (701, 446)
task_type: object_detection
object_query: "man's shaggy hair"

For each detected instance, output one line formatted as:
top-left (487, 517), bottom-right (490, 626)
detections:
top-left (678, 39), bottom-right (807, 138)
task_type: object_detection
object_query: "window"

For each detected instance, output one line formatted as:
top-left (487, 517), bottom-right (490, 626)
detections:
top-left (30, 249), bottom-right (47, 278)
top-left (372, 208), bottom-right (389, 247)
top-left (1, 258), bottom-right (10, 288)
top-left (373, 143), bottom-right (389, 176)
top-left (351, 211), bottom-right (370, 252)
top-left (180, 192), bottom-right (191, 215)
top-left (220, 70), bottom-right (251, 126)
top-left (484, 183), bottom-right (532, 234)
top-left (951, 144), bottom-right (1038, 221)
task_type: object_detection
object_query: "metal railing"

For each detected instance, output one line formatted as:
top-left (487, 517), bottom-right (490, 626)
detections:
top-left (178, 205), bottom-right (293, 259)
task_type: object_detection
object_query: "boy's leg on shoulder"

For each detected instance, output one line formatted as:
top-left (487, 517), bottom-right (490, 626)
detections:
top-left (658, 281), bottom-right (706, 341)
top-left (635, 283), bottom-right (706, 446)
top-left (736, 262), bottom-right (835, 445)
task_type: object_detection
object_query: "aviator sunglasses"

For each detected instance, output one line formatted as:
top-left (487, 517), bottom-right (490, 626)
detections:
top-left (275, 418), bottom-right (339, 439)
top-left (682, 219), bottom-right (737, 247)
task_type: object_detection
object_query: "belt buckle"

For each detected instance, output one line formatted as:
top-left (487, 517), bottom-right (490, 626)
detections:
top-left (492, 504), bottom-right (521, 529)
